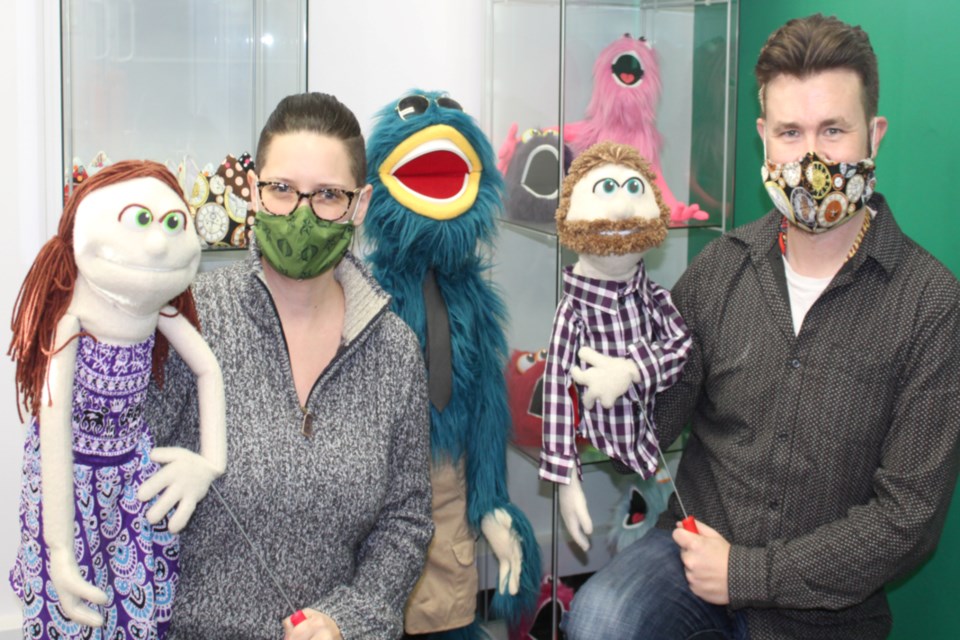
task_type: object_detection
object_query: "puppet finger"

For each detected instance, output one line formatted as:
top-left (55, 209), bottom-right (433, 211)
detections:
top-left (148, 446), bottom-right (182, 464)
top-left (509, 546), bottom-right (522, 595)
top-left (576, 346), bottom-right (606, 367)
top-left (145, 486), bottom-right (183, 525)
top-left (137, 462), bottom-right (179, 502)
top-left (166, 496), bottom-right (197, 533)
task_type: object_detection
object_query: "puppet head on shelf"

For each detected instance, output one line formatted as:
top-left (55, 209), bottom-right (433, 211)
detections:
top-left (574, 34), bottom-right (662, 163)
top-left (503, 128), bottom-right (572, 225)
top-left (556, 141), bottom-right (669, 278)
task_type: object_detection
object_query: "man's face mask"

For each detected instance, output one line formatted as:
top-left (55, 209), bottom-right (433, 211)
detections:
top-left (761, 122), bottom-right (878, 234)
top-left (254, 204), bottom-right (356, 280)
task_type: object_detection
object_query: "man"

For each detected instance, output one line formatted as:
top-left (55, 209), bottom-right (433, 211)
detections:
top-left (562, 14), bottom-right (960, 640)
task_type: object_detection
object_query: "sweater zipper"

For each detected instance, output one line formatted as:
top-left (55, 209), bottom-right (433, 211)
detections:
top-left (252, 275), bottom-right (390, 437)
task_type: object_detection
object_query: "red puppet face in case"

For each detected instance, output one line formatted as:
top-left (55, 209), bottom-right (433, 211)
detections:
top-left (506, 349), bottom-right (547, 447)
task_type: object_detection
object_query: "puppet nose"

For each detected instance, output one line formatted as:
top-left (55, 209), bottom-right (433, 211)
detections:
top-left (143, 228), bottom-right (169, 257)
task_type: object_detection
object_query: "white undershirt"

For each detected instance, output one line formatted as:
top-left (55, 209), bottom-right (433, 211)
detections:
top-left (782, 256), bottom-right (832, 335)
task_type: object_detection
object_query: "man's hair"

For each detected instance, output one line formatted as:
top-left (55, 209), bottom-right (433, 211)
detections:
top-left (755, 13), bottom-right (879, 120)
top-left (256, 92), bottom-right (366, 186)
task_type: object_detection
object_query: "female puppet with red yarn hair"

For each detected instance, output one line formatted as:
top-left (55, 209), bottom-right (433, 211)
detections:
top-left (7, 160), bottom-right (226, 639)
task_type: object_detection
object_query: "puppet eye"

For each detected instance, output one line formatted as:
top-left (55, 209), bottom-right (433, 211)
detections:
top-left (516, 352), bottom-right (538, 373)
top-left (160, 210), bottom-right (188, 234)
top-left (119, 205), bottom-right (154, 229)
top-left (396, 95), bottom-right (429, 120)
top-left (436, 96), bottom-right (463, 111)
top-left (623, 177), bottom-right (645, 196)
top-left (593, 178), bottom-right (620, 197)
top-left (536, 348), bottom-right (548, 361)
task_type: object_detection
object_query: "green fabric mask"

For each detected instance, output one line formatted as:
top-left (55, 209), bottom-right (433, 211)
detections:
top-left (254, 205), bottom-right (354, 280)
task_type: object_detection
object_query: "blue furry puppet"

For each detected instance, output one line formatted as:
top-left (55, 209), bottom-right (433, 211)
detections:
top-left (364, 91), bottom-right (540, 638)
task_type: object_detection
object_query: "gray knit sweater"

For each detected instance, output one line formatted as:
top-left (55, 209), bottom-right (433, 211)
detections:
top-left (148, 250), bottom-right (433, 639)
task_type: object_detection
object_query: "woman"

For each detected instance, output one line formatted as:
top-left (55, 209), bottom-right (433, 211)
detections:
top-left (149, 93), bottom-right (433, 640)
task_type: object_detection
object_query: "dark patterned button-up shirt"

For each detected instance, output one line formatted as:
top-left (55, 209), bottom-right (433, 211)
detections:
top-left (656, 195), bottom-right (960, 639)
top-left (540, 261), bottom-right (691, 483)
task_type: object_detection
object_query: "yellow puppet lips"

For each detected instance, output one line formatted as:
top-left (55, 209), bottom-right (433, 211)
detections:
top-left (378, 124), bottom-right (483, 220)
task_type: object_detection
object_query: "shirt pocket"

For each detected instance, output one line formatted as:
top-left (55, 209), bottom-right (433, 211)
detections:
top-left (821, 345), bottom-right (897, 448)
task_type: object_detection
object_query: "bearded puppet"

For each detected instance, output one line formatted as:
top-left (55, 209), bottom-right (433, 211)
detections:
top-left (538, 142), bottom-right (692, 552)
top-left (364, 90), bottom-right (540, 638)
top-left (8, 161), bottom-right (226, 638)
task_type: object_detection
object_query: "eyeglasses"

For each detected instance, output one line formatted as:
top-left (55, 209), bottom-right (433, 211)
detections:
top-left (395, 94), bottom-right (464, 121)
top-left (256, 181), bottom-right (361, 221)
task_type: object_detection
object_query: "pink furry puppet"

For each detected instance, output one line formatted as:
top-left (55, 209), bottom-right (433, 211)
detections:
top-left (564, 34), bottom-right (708, 224)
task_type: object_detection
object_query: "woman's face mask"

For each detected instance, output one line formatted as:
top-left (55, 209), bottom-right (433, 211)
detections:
top-left (254, 203), bottom-right (357, 280)
top-left (761, 121), bottom-right (878, 234)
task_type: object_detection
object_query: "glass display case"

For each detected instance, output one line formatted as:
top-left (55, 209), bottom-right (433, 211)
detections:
top-left (483, 1), bottom-right (738, 634)
top-left (60, 0), bottom-right (307, 251)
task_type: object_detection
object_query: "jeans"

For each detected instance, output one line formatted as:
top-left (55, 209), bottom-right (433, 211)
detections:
top-left (561, 528), bottom-right (748, 640)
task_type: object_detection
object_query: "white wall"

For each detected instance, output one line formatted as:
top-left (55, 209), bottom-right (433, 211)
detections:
top-left (0, 1), bottom-right (61, 634)
top-left (307, 0), bottom-right (486, 135)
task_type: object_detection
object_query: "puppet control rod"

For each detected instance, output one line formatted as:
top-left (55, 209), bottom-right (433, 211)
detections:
top-left (209, 484), bottom-right (307, 627)
top-left (641, 409), bottom-right (699, 534)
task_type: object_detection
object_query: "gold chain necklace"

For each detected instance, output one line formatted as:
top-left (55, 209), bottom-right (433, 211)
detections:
top-left (779, 210), bottom-right (871, 263)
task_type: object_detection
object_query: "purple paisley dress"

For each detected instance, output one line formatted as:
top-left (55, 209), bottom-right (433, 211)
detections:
top-left (9, 333), bottom-right (179, 639)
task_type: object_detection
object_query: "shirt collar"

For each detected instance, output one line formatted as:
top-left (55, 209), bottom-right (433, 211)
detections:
top-left (730, 192), bottom-right (904, 278)
top-left (562, 259), bottom-right (650, 312)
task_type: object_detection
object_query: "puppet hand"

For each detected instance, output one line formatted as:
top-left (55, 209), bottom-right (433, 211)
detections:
top-left (48, 546), bottom-right (108, 627)
top-left (138, 447), bottom-right (223, 532)
top-left (283, 609), bottom-right (342, 640)
top-left (559, 474), bottom-right (593, 551)
top-left (670, 202), bottom-right (709, 224)
top-left (481, 508), bottom-right (523, 595)
top-left (571, 346), bottom-right (640, 409)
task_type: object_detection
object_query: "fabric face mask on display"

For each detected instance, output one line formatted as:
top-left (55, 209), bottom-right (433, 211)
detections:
top-left (761, 123), bottom-right (878, 234)
top-left (254, 204), bottom-right (355, 280)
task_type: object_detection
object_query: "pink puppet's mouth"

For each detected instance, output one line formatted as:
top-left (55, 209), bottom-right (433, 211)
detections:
top-left (611, 51), bottom-right (644, 88)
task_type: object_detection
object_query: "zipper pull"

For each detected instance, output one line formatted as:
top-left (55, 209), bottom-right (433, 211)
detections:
top-left (300, 406), bottom-right (314, 438)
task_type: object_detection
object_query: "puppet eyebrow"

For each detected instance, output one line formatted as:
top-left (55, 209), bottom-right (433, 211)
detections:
top-left (117, 203), bottom-right (152, 221)
top-left (159, 209), bottom-right (189, 228)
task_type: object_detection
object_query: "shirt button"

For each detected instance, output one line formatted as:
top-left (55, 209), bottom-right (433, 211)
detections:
top-left (789, 358), bottom-right (801, 369)
top-left (769, 500), bottom-right (779, 509)
top-left (777, 432), bottom-right (788, 441)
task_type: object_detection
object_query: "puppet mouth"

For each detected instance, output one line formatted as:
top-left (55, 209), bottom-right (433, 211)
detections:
top-left (392, 139), bottom-right (471, 201)
top-left (521, 144), bottom-right (560, 199)
top-left (612, 52), bottom-right (644, 88)
top-left (597, 228), bottom-right (641, 237)
top-left (379, 124), bottom-right (483, 220)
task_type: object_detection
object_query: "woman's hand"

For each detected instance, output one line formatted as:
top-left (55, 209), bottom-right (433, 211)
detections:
top-left (282, 609), bottom-right (342, 640)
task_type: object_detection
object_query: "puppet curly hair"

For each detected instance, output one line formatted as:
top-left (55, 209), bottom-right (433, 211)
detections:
top-left (9, 160), bottom-right (200, 419)
top-left (556, 141), bottom-right (670, 256)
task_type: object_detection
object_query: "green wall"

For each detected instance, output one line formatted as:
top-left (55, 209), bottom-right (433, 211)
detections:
top-left (733, 2), bottom-right (960, 637)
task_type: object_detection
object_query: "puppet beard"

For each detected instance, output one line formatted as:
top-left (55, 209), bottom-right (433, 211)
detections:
top-left (557, 216), bottom-right (667, 256)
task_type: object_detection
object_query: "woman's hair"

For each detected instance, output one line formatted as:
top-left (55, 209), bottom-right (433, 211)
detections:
top-left (9, 159), bottom-right (201, 419)
top-left (755, 13), bottom-right (879, 120)
top-left (255, 92), bottom-right (367, 187)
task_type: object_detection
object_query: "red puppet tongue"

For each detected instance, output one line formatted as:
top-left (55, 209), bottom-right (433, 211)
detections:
top-left (619, 72), bottom-right (636, 84)
top-left (393, 150), bottom-right (469, 200)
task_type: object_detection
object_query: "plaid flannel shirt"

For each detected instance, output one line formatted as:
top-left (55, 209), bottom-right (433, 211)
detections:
top-left (539, 261), bottom-right (691, 483)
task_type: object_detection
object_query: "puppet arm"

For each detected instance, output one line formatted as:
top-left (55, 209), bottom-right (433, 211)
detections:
top-left (41, 313), bottom-right (109, 627)
top-left (558, 472), bottom-right (593, 551)
top-left (137, 309), bottom-right (226, 533)
top-left (462, 274), bottom-right (540, 626)
top-left (625, 284), bottom-right (692, 407)
top-left (496, 122), bottom-right (520, 175)
top-left (652, 165), bottom-right (708, 224)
